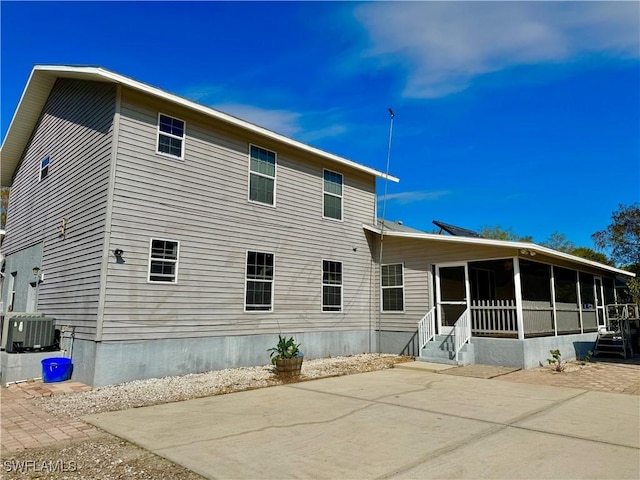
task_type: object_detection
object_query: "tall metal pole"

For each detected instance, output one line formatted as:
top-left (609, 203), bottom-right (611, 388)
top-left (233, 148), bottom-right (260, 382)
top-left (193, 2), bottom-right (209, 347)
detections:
top-left (377, 108), bottom-right (395, 352)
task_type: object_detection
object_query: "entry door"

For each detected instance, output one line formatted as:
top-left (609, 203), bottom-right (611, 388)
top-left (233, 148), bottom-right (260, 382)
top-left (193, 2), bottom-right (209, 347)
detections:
top-left (594, 276), bottom-right (606, 328)
top-left (435, 263), bottom-right (470, 334)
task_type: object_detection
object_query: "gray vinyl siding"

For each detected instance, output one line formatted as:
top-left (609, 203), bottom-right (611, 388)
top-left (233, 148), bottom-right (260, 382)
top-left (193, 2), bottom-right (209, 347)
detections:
top-left (375, 237), bottom-right (519, 332)
top-left (2, 79), bottom-right (116, 340)
top-left (101, 88), bottom-right (376, 340)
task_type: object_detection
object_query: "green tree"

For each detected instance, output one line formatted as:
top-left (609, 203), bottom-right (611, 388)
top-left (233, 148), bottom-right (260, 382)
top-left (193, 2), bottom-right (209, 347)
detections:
top-left (570, 247), bottom-right (613, 266)
top-left (540, 232), bottom-right (575, 253)
top-left (478, 225), bottom-right (533, 242)
top-left (592, 203), bottom-right (640, 303)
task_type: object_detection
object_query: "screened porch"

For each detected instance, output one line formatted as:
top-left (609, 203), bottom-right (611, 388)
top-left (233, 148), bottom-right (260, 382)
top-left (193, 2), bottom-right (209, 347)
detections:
top-left (437, 258), bottom-right (618, 340)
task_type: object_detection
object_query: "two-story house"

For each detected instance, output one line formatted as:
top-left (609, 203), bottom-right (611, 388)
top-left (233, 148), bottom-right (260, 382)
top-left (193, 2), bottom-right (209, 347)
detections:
top-left (1, 66), bottom-right (634, 387)
top-left (0, 65), bottom-right (398, 386)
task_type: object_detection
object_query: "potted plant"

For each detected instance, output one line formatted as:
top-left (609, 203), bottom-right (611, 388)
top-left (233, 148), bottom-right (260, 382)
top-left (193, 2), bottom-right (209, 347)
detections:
top-left (267, 335), bottom-right (303, 377)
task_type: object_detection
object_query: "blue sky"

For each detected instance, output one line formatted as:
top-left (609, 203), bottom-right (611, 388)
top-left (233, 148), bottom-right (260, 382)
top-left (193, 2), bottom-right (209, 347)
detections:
top-left (2, 1), bottom-right (638, 249)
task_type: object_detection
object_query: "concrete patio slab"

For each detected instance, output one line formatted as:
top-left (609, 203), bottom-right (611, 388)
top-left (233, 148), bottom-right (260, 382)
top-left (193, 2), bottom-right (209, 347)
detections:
top-left (439, 364), bottom-right (520, 379)
top-left (83, 368), bottom-right (640, 480)
top-left (396, 361), bottom-right (457, 373)
top-left (391, 425), bottom-right (640, 479)
top-left (514, 389), bottom-right (640, 449)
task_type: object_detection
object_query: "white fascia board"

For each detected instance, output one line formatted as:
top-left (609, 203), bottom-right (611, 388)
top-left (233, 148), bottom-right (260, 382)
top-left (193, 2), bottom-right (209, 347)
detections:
top-left (363, 224), bottom-right (635, 278)
top-left (24, 66), bottom-right (399, 183)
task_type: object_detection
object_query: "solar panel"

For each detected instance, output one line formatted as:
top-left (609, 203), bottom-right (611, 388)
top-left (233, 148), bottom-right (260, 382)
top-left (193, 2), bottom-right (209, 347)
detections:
top-left (432, 220), bottom-right (483, 238)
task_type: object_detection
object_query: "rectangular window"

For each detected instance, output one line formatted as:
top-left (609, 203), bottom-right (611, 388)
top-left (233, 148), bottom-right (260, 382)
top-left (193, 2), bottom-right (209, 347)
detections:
top-left (40, 156), bottom-right (50, 181)
top-left (323, 169), bottom-right (343, 220)
top-left (249, 145), bottom-right (276, 205)
top-left (245, 251), bottom-right (274, 311)
top-left (381, 263), bottom-right (404, 311)
top-left (322, 260), bottom-right (342, 312)
top-left (7, 272), bottom-right (16, 312)
top-left (157, 113), bottom-right (185, 159)
top-left (148, 239), bottom-right (179, 283)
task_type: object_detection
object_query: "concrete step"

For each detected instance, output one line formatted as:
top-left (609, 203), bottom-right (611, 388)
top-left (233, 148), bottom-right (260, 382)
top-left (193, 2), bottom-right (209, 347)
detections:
top-left (419, 338), bottom-right (475, 366)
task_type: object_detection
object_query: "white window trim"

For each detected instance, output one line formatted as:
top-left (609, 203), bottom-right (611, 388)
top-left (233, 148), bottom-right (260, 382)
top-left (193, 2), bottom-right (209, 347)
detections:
top-left (147, 238), bottom-right (180, 284)
top-left (322, 168), bottom-right (343, 222)
top-left (321, 259), bottom-right (343, 313)
top-left (381, 262), bottom-right (405, 313)
top-left (247, 144), bottom-right (277, 207)
top-left (156, 112), bottom-right (186, 160)
top-left (244, 250), bottom-right (275, 313)
top-left (39, 156), bottom-right (50, 181)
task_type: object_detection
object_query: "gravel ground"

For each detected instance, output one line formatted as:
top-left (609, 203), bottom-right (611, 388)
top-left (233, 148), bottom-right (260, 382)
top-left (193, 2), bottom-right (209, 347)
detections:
top-left (2, 354), bottom-right (411, 480)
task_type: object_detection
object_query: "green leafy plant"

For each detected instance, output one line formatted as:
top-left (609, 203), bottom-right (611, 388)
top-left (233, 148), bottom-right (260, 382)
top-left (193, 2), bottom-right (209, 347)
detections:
top-left (267, 335), bottom-right (302, 364)
top-left (547, 349), bottom-right (565, 372)
top-left (581, 350), bottom-right (593, 364)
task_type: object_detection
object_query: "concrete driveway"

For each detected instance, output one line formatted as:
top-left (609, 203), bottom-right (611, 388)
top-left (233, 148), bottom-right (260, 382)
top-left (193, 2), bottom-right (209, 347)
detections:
top-left (84, 367), bottom-right (640, 479)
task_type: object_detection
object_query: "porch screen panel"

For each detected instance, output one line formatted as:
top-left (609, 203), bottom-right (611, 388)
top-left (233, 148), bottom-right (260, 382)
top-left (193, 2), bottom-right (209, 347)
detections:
top-left (554, 267), bottom-right (580, 334)
top-left (440, 267), bottom-right (465, 300)
top-left (580, 272), bottom-right (597, 332)
top-left (520, 260), bottom-right (553, 337)
top-left (469, 260), bottom-right (517, 336)
top-left (603, 277), bottom-right (616, 305)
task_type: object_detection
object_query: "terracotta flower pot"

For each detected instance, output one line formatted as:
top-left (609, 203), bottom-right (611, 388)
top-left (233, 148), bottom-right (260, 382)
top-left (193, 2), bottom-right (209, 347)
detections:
top-left (275, 357), bottom-right (303, 377)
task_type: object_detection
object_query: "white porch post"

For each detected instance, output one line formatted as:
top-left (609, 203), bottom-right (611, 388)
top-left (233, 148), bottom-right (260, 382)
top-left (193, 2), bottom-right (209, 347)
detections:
top-left (551, 266), bottom-right (558, 336)
top-left (513, 257), bottom-right (525, 340)
top-left (576, 270), bottom-right (583, 334)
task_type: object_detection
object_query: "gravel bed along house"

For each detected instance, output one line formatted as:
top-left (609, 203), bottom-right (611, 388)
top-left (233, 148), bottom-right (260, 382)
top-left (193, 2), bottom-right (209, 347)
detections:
top-left (39, 354), bottom-right (412, 418)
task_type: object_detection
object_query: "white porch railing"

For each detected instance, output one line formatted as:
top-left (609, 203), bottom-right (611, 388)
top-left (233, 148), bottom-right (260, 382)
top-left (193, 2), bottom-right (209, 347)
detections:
top-left (453, 308), bottom-right (471, 362)
top-left (607, 303), bottom-right (640, 321)
top-left (471, 299), bottom-right (517, 335)
top-left (418, 307), bottom-right (436, 349)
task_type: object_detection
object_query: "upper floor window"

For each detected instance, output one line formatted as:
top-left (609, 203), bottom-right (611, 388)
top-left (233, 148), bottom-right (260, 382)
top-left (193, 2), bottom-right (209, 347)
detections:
top-left (322, 260), bottom-right (342, 312)
top-left (148, 239), bottom-right (179, 283)
top-left (157, 114), bottom-right (185, 159)
top-left (381, 263), bottom-right (404, 312)
top-left (40, 156), bottom-right (50, 181)
top-left (249, 145), bottom-right (276, 205)
top-left (323, 169), bottom-right (343, 220)
top-left (245, 251), bottom-right (274, 311)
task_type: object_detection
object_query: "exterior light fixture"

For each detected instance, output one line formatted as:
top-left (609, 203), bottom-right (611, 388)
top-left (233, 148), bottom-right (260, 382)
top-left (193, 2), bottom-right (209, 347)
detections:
top-left (114, 249), bottom-right (124, 257)
top-left (33, 266), bottom-right (41, 276)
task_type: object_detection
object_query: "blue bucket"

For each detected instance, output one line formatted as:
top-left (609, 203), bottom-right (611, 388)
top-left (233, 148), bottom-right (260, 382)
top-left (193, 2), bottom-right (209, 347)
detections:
top-left (41, 357), bottom-right (73, 383)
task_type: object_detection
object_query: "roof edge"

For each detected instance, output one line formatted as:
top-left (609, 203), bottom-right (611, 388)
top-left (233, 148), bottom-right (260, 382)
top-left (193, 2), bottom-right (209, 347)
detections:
top-left (3, 65), bottom-right (399, 184)
top-left (363, 224), bottom-right (635, 278)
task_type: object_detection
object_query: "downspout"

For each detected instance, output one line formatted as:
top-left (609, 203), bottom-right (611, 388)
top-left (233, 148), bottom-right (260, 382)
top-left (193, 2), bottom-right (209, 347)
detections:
top-left (96, 84), bottom-right (122, 342)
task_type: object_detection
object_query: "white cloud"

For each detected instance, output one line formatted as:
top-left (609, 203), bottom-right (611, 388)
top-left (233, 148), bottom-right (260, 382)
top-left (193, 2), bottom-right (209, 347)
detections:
top-left (213, 103), bottom-right (303, 137)
top-left (378, 190), bottom-right (450, 205)
top-left (354, 2), bottom-right (639, 98)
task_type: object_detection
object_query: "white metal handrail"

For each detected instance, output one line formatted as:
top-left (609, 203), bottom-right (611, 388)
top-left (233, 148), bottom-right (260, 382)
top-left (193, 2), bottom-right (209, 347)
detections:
top-left (453, 308), bottom-right (471, 362)
top-left (418, 307), bottom-right (436, 349)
